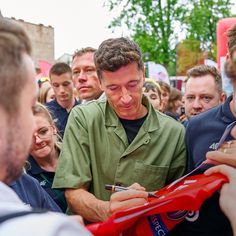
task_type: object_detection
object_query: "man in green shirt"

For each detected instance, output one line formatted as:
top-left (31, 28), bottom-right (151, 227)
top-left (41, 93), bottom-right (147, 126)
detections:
top-left (53, 37), bottom-right (186, 222)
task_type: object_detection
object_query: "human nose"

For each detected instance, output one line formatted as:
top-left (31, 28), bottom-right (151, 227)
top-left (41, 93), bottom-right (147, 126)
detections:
top-left (58, 85), bottom-right (65, 94)
top-left (192, 98), bottom-right (202, 109)
top-left (34, 135), bottom-right (43, 144)
top-left (76, 70), bottom-right (88, 83)
top-left (120, 88), bottom-right (132, 104)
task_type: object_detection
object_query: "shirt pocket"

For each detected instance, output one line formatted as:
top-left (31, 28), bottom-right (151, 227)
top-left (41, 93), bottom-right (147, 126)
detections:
top-left (132, 161), bottom-right (168, 192)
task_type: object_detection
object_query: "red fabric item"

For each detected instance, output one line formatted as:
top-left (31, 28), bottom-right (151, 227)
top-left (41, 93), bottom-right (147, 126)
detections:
top-left (86, 173), bottom-right (227, 236)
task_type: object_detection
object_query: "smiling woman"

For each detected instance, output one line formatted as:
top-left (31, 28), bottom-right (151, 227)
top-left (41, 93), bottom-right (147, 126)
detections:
top-left (26, 102), bottom-right (67, 212)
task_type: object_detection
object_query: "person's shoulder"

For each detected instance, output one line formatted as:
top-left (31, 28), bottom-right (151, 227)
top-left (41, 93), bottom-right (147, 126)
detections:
top-left (83, 98), bottom-right (106, 108)
top-left (165, 111), bottom-right (179, 121)
top-left (17, 173), bottom-right (39, 186)
top-left (45, 100), bottom-right (59, 112)
top-left (13, 173), bottom-right (62, 212)
top-left (181, 119), bottom-right (189, 128)
top-left (45, 99), bottom-right (56, 107)
top-left (156, 111), bottom-right (184, 130)
top-left (68, 100), bottom-right (106, 127)
top-left (0, 212), bottom-right (92, 236)
top-left (72, 99), bottom-right (106, 116)
top-left (13, 173), bottom-right (41, 196)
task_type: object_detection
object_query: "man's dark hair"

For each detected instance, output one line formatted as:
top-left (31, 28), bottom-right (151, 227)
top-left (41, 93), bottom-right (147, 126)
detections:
top-left (186, 65), bottom-right (223, 93)
top-left (72, 47), bottom-right (96, 61)
top-left (94, 37), bottom-right (144, 79)
top-left (0, 18), bottom-right (32, 115)
top-left (49, 62), bottom-right (72, 78)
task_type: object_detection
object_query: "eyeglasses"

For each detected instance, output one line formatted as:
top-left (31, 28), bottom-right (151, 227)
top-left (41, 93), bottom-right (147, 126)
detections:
top-left (33, 126), bottom-right (53, 140)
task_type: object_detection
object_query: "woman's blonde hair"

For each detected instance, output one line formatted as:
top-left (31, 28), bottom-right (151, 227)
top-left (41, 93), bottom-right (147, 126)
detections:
top-left (38, 80), bottom-right (53, 104)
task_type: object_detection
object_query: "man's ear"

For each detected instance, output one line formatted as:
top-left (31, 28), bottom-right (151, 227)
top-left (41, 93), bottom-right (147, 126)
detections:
top-left (100, 79), bottom-right (105, 91)
top-left (220, 92), bottom-right (227, 103)
top-left (98, 78), bottom-right (103, 91)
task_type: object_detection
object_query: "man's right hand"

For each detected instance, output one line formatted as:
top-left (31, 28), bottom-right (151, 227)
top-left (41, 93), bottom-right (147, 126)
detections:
top-left (65, 183), bottom-right (148, 222)
top-left (109, 183), bottom-right (148, 214)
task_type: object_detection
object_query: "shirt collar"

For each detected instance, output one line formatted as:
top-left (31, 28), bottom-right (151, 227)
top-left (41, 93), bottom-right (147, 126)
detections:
top-left (105, 96), bottom-right (160, 132)
top-left (27, 156), bottom-right (44, 175)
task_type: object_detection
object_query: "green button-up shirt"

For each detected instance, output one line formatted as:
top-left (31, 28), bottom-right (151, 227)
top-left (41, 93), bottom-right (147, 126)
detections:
top-left (53, 97), bottom-right (186, 201)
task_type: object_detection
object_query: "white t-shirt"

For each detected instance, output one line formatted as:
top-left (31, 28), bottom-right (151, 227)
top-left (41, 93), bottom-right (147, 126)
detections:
top-left (0, 182), bottom-right (92, 236)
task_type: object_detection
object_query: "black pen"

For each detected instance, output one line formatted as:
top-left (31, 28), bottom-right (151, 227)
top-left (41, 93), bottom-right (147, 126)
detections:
top-left (105, 184), bottom-right (159, 198)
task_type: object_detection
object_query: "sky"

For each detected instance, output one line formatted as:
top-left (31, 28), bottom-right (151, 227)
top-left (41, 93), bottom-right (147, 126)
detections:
top-left (1, 0), bottom-right (236, 59)
top-left (0, 0), bottom-right (126, 58)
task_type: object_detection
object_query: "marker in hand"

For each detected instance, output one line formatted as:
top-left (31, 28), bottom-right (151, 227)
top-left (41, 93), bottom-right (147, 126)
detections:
top-left (105, 184), bottom-right (159, 198)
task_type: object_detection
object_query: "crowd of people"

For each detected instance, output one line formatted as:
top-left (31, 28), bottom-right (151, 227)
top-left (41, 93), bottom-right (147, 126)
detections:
top-left (1, 15), bottom-right (236, 236)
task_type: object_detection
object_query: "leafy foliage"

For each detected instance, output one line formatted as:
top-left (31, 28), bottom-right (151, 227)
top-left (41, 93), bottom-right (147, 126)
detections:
top-left (105, 0), bottom-right (188, 71)
top-left (105, 0), bottom-right (234, 75)
top-left (184, 0), bottom-right (233, 60)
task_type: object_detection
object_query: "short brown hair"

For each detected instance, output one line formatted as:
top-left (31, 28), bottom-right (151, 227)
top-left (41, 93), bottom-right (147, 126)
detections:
top-left (186, 65), bottom-right (222, 93)
top-left (166, 87), bottom-right (183, 113)
top-left (225, 59), bottom-right (236, 82)
top-left (225, 24), bottom-right (236, 82)
top-left (94, 37), bottom-right (144, 79)
top-left (227, 24), bottom-right (236, 59)
top-left (72, 47), bottom-right (96, 61)
top-left (49, 62), bottom-right (72, 78)
top-left (0, 18), bottom-right (32, 115)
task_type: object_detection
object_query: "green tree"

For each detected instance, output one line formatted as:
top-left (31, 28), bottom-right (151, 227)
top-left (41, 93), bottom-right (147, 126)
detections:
top-left (105, 0), bottom-right (189, 72)
top-left (105, 0), bottom-right (234, 74)
top-left (184, 0), bottom-right (233, 60)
